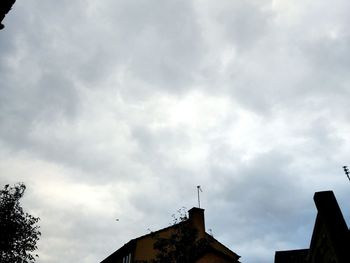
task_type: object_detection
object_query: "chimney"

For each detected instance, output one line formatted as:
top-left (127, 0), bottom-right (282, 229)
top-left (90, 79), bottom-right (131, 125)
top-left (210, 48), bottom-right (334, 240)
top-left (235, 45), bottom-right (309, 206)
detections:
top-left (313, 190), bottom-right (348, 233)
top-left (313, 190), bottom-right (349, 261)
top-left (188, 207), bottom-right (205, 238)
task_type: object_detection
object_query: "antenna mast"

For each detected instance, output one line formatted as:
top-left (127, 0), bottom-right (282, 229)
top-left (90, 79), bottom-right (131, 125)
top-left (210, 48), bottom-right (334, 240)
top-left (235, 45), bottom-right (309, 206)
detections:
top-left (343, 166), bottom-right (350, 182)
top-left (197, 185), bottom-right (202, 208)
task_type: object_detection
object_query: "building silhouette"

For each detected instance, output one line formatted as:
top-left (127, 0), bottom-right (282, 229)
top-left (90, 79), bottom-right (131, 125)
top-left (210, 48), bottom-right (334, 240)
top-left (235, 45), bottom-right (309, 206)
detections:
top-left (101, 207), bottom-right (240, 263)
top-left (275, 191), bottom-right (350, 263)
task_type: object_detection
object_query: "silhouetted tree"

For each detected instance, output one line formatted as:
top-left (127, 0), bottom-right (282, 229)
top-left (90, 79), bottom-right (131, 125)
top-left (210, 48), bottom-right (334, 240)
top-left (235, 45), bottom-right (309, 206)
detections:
top-left (150, 223), bottom-right (210, 263)
top-left (0, 0), bottom-right (16, 30)
top-left (0, 183), bottom-right (41, 263)
top-left (138, 208), bottom-right (211, 263)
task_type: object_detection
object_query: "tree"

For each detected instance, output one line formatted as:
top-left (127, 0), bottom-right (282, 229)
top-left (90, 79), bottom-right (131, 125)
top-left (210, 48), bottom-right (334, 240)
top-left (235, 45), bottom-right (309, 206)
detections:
top-left (138, 208), bottom-right (211, 263)
top-left (0, 183), bottom-right (41, 263)
top-left (0, 0), bottom-right (16, 30)
top-left (151, 222), bottom-right (210, 263)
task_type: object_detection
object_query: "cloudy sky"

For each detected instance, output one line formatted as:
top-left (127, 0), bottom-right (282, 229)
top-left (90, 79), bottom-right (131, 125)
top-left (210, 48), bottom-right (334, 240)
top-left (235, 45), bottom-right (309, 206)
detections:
top-left (1, 0), bottom-right (350, 262)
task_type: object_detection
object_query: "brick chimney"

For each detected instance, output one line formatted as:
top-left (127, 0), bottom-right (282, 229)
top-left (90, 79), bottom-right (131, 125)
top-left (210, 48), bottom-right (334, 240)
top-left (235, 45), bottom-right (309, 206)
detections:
top-left (188, 207), bottom-right (205, 238)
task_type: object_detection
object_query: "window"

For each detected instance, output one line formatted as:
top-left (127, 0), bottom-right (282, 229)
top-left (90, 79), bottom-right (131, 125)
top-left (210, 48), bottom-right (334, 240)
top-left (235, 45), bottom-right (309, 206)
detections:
top-left (122, 253), bottom-right (131, 263)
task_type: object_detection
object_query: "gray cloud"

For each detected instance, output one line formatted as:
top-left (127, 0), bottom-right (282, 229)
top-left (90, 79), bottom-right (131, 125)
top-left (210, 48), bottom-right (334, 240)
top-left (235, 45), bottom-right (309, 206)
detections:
top-left (1, 1), bottom-right (350, 263)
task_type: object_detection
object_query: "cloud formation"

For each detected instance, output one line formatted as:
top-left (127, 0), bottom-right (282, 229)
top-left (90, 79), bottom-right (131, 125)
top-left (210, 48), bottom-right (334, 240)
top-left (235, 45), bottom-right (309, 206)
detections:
top-left (1, 1), bottom-right (350, 263)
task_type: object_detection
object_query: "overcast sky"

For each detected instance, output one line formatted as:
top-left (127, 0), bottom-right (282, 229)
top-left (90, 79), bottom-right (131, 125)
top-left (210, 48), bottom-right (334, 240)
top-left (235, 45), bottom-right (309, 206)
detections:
top-left (1, 0), bottom-right (350, 262)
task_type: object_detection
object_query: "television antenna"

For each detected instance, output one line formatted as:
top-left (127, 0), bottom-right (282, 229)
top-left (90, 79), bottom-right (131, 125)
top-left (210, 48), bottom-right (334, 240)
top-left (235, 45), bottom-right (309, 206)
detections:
top-left (197, 185), bottom-right (203, 208)
top-left (343, 166), bottom-right (350, 182)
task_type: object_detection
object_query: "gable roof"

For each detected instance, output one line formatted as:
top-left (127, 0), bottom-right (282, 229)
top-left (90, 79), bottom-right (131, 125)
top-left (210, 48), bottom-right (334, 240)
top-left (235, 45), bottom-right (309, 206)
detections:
top-left (101, 209), bottom-right (240, 263)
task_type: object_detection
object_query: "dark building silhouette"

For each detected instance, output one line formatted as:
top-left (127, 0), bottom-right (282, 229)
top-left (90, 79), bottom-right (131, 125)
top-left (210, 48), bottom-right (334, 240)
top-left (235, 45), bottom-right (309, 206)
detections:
top-left (0, 0), bottom-right (16, 30)
top-left (275, 191), bottom-right (350, 263)
top-left (101, 207), bottom-right (240, 263)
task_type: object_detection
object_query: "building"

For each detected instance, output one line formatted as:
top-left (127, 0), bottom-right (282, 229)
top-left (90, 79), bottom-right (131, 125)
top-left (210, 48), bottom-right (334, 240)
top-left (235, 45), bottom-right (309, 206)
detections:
top-left (101, 207), bottom-right (240, 263)
top-left (275, 191), bottom-right (350, 263)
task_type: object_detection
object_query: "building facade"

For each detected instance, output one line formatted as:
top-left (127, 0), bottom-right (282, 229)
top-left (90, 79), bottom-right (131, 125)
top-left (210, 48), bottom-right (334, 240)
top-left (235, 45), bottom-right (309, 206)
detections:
top-left (101, 207), bottom-right (240, 263)
top-left (275, 191), bottom-right (350, 263)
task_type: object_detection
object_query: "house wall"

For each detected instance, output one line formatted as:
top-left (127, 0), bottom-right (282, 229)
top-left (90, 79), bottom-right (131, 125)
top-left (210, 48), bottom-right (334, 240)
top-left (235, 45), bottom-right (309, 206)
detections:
top-left (208, 236), bottom-right (239, 260)
top-left (196, 252), bottom-right (235, 263)
top-left (134, 208), bottom-right (207, 262)
top-left (134, 227), bottom-right (175, 261)
top-left (308, 225), bottom-right (339, 263)
top-left (101, 207), bottom-right (239, 263)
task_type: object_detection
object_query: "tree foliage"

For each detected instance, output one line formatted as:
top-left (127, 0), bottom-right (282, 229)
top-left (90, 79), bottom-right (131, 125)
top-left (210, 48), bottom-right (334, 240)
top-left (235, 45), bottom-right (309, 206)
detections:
top-left (138, 208), bottom-right (211, 263)
top-left (0, 183), bottom-right (41, 263)
top-left (151, 223), bottom-right (209, 263)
